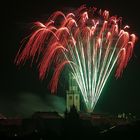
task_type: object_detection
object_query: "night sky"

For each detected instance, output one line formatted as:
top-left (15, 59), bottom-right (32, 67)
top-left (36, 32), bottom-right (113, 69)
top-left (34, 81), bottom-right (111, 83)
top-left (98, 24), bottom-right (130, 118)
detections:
top-left (1, 0), bottom-right (140, 118)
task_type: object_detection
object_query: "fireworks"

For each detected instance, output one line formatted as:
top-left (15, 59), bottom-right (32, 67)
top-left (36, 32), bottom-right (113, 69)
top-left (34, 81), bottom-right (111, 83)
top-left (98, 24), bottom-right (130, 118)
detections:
top-left (15, 5), bottom-right (137, 112)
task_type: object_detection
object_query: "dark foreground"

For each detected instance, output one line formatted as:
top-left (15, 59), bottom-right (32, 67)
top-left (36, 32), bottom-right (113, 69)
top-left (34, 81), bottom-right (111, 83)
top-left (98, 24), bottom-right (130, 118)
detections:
top-left (0, 109), bottom-right (140, 139)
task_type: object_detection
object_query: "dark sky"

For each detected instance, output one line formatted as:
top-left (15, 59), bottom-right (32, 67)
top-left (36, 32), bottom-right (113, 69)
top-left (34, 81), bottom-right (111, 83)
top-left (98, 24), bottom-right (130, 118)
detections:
top-left (1, 0), bottom-right (140, 118)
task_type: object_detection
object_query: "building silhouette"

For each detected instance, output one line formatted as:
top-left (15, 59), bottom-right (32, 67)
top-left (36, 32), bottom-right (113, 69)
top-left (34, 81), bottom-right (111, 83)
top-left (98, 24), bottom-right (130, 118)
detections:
top-left (66, 73), bottom-right (80, 112)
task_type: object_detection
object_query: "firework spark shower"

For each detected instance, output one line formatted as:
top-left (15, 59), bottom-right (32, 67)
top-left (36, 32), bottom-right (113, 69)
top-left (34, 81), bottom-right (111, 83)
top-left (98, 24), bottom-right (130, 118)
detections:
top-left (15, 5), bottom-right (137, 112)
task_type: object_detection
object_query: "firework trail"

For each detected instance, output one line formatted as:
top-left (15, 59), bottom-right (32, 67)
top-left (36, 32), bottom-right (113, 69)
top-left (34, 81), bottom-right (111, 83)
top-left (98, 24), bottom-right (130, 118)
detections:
top-left (15, 5), bottom-right (137, 112)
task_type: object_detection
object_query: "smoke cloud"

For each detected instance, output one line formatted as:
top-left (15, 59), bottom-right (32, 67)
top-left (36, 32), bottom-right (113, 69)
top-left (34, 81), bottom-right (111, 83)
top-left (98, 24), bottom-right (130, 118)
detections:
top-left (0, 92), bottom-right (66, 118)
